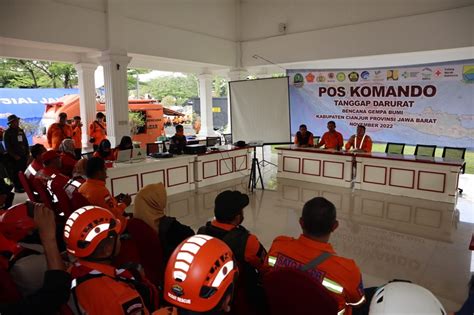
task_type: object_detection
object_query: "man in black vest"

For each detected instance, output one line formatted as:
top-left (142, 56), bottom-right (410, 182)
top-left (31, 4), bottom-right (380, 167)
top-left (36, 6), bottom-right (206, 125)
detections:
top-left (198, 190), bottom-right (267, 311)
top-left (293, 124), bottom-right (315, 147)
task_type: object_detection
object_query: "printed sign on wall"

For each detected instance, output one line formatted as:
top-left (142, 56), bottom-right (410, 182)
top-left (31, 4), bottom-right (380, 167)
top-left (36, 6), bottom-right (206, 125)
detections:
top-left (288, 60), bottom-right (474, 148)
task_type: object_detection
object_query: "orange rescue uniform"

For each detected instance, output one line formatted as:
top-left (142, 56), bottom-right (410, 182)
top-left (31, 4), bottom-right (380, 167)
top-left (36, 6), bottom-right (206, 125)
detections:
top-left (47, 123), bottom-right (73, 150)
top-left (319, 131), bottom-right (344, 150)
top-left (71, 260), bottom-right (150, 315)
top-left (210, 220), bottom-right (266, 270)
top-left (78, 178), bottom-right (127, 230)
top-left (24, 159), bottom-right (43, 181)
top-left (89, 121), bottom-right (107, 147)
top-left (60, 152), bottom-right (77, 177)
top-left (71, 125), bottom-right (82, 149)
top-left (265, 234), bottom-right (365, 315)
top-left (345, 135), bottom-right (372, 153)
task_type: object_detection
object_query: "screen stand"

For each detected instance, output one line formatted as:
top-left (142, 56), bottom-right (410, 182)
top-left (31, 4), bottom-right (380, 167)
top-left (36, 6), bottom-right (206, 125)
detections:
top-left (248, 147), bottom-right (264, 192)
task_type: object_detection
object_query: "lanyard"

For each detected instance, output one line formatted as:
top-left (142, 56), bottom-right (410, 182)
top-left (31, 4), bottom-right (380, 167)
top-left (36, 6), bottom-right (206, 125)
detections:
top-left (354, 134), bottom-right (366, 149)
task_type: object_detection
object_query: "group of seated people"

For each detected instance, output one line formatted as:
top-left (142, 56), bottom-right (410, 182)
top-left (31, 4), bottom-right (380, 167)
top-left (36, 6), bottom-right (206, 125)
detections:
top-left (294, 121), bottom-right (373, 153)
top-left (1, 143), bottom-right (376, 315)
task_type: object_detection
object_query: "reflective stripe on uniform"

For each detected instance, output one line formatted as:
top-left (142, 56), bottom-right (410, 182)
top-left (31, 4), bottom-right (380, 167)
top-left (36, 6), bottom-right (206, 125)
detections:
top-left (346, 296), bottom-right (366, 306)
top-left (322, 277), bottom-right (344, 294)
top-left (337, 309), bottom-right (345, 315)
top-left (268, 256), bottom-right (277, 267)
top-left (27, 165), bottom-right (37, 176)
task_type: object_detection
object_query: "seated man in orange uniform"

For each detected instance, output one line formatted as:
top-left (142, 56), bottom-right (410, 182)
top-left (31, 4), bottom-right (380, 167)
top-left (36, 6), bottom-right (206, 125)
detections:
top-left (35, 151), bottom-right (70, 188)
top-left (265, 197), bottom-right (366, 315)
top-left (315, 121), bottom-right (344, 150)
top-left (64, 206), bottom-right (159, 314)
top-left (78, 157), bottom-right (131, 231)
top-left (345, 125), bottom-right (372, 153)
top-left (46, 113), bottom-right (72, 150)
top-left (24, 144), bottom-right (47, 180)
top-left (293, 124), bottom-right (314, 147)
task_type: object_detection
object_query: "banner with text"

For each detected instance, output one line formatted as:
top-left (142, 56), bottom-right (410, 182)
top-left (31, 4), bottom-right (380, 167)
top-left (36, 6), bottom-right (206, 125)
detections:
top-left (288, 60), bottom-right (474, 148)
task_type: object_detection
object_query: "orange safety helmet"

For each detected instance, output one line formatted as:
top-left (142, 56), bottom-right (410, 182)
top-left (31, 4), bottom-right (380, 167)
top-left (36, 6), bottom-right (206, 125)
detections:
top-left (163, 235), bottom-right (238, 312)
top-left (0, 203), bottom-right (36, 242)
top-left (64, 206), bottom-right (122, 258)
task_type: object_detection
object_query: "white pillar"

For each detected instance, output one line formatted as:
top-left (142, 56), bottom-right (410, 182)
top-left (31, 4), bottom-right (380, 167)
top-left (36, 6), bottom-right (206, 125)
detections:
top-left (99, 52), bottom-right (131, 147)
top-left (74, 62), bottom-right (97, 150)
top-left (197, 73), bottom-right (216, 137)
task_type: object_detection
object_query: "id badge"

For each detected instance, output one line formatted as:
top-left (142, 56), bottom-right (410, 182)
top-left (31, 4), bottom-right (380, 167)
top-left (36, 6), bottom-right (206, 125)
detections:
top-left (18, 135), bottom-right (23, 142)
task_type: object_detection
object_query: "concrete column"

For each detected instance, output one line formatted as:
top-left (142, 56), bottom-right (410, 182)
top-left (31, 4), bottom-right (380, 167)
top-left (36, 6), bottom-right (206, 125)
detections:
top-left (99, 52), bottom-right (131, 147)
top-left (74, 62), bottom-right (97, 150)
top-left (197, 73), bottom-right (216, 137)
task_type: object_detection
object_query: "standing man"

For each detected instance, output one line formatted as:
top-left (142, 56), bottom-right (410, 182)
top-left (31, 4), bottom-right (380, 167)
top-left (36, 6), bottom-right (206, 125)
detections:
top-left (89, 112), bottom-right (107, 151)
top-left (315, 121), bottom-right (344, 150)
top-left (294, 124), bottom-right (315, 147)
top-left (345, 125), bottom-right (372, 153)
top-left (71, 116), bottom-right (83, 160)
top-left (3, 115), bottom-right (29, 193)
top-left (47, 113), bottom-right (72, 150)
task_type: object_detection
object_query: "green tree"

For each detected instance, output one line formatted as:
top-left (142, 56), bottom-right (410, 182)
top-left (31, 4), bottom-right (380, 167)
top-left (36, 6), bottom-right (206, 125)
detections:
top-left (140, 74), bottom-right (199, 105)
top-left (0, 58), bottom-right (78, 88)
top-left (212, 75), bottom-right (228, 97)
top-left (128, 68), bottom-right (152, 96)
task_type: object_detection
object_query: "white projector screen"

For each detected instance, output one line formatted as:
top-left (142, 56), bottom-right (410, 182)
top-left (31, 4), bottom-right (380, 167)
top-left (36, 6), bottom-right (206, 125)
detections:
top-left (230, 77), bottom-right (291, 143)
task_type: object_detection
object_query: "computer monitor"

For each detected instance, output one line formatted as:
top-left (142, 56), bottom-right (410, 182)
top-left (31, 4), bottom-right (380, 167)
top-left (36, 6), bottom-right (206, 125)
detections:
top-left (116, 149), bottom-right (132, 163)
top-left (131, 148), bottom-right (146, 161)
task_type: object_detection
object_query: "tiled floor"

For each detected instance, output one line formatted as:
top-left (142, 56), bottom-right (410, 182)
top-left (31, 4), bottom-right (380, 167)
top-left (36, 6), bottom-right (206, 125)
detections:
top-left (12, 163), bottom-right (473, 312)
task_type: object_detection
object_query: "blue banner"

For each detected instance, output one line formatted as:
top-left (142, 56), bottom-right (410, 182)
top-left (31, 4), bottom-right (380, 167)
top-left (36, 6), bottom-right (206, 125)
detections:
top-left (288, 60), bottom-right (474, 149)
top-left (0, 88), bottom-right (78, 144)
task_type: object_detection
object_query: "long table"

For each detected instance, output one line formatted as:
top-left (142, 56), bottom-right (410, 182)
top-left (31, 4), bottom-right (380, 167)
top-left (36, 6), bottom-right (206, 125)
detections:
top-left (105, 146), bottom-right (251, 197)
top-left (276, 145), bottom-right (464, 203)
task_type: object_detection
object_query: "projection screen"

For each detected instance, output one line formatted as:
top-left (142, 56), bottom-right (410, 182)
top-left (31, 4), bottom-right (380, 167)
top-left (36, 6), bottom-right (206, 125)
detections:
top-left (229, 77), bottom-right (291, 143)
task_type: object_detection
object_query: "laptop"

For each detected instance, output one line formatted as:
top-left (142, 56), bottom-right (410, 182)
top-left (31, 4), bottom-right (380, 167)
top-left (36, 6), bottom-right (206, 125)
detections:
top-left (131, 148), bottom-right (146, 161)
top-left (116, 149), bottom-right (132, 163)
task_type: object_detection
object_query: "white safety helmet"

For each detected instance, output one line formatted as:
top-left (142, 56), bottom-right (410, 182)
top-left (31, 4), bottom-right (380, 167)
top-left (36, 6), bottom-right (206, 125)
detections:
top-left (369, 281), bottom-right (446, 315)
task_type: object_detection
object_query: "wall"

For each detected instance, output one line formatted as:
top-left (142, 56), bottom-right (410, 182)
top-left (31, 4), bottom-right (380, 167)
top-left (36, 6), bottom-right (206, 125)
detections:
top-left (241, 5), bottom-right (474, 68)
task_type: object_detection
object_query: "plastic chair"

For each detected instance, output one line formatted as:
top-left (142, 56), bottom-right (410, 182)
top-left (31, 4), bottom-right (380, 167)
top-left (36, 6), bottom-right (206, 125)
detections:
top-left (263, 267), bottom-right (339, 315)
top-left (206, 137), bottom-right (221, 147)
top-left (414, 144), bottom-right (436, 157)
top-left (385, 142), bottom-right (405, 155)
top-left (18, 171), bottom-right (38, 202)
top-left (442, 147), bottom-right (467, 194)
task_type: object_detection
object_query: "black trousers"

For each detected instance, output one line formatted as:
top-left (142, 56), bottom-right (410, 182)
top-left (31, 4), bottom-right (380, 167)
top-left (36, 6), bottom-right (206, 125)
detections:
top-left (9, 156), bottom-right (27, 190)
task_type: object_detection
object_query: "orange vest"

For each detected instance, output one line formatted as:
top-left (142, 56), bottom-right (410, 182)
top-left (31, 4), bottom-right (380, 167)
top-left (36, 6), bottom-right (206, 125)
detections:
top-left (345, 135), bottom-right (372, 152)
top-left (319, 131), bottom-right (344, 150)
top-left (47, 123), bottom-right (73, 150)
top-left (72, 125), bottom-right (82, 149)
top-left (89, 121), bottom-right (107, 146)
top-left (265, 235), bottom-right (366, 315)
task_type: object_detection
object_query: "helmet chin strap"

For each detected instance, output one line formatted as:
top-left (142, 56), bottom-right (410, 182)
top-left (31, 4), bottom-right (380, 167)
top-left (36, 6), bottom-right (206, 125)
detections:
top-left (86, 234), bottom-right (118, 262)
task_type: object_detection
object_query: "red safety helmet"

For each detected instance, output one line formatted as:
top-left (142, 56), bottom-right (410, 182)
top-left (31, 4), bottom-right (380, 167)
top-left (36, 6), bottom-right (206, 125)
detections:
top-left (0, 203), bottom-right (36, 242)
top-left (64, 206), bottom-right (122, 258)
top-left (163, 235), bottom-right (238, 312)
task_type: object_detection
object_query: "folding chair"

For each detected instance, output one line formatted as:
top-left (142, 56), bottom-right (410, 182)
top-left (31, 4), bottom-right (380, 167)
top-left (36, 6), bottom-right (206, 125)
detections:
top-left (442, 147), bottom-right (467, 194)
top-left (385, 142), bottom-right (405, 155)
top-left (414, 144), bottom-right (437, 157)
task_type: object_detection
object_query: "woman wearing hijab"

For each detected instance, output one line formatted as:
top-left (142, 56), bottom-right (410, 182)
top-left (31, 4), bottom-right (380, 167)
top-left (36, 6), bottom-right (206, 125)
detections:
top-left (92, 139), bottom-right (116, 161)
top-left (58, 139), bottom-right (77, 177)
top-left (133, 183), bottom-right (194, 264)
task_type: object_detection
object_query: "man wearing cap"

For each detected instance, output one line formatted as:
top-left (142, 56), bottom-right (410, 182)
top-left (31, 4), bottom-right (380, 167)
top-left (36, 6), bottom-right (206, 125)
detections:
top-left (47, 112), bottom-right (72, 150)
top-left (197, 190), bottom-right (267, 312)
top-left (3, 115), bottom-right (29, 193)
top-left (35, 150), bottom-right (70, 203)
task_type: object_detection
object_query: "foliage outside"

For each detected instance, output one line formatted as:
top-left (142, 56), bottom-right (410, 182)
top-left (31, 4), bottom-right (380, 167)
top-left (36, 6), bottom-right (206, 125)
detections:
top-left (129, 111), bottom-right (146, 135)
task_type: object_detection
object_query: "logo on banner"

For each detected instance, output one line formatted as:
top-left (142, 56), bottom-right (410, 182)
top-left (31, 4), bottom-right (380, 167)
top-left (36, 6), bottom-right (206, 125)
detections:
top-left (463, 65), bottom-right (474, 82)
top-left (360, 71), bottom-right (370, 80)
top-left (348, 72), bottom-right (359, 82)
top-left (401, 71), bottom-right (419, 79)
top-left (305, 72), bottom-right (315, 83)
top-left (373, 70), bottom-right (384, 81)
top-left (421, 67), bottom-right (432, 80)
top-left (293, 73), bottom-right (304, 87)
top-left (328, 72), bottom-right (335, 80)
top-left (316, 74), bottom-right (326, 82)
top-left (336, 72), bottom-right (346, 82)
top-left (387, 70), bottom-right (399, 81)
top-left (443, 67), bottom-right (459, 78)
top-left (434, 68), bottom-right (443, 78)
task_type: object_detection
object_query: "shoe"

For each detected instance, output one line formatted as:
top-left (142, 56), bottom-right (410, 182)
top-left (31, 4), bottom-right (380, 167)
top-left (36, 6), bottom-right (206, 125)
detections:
top-left (14, 188), bottom-right (25, 193)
